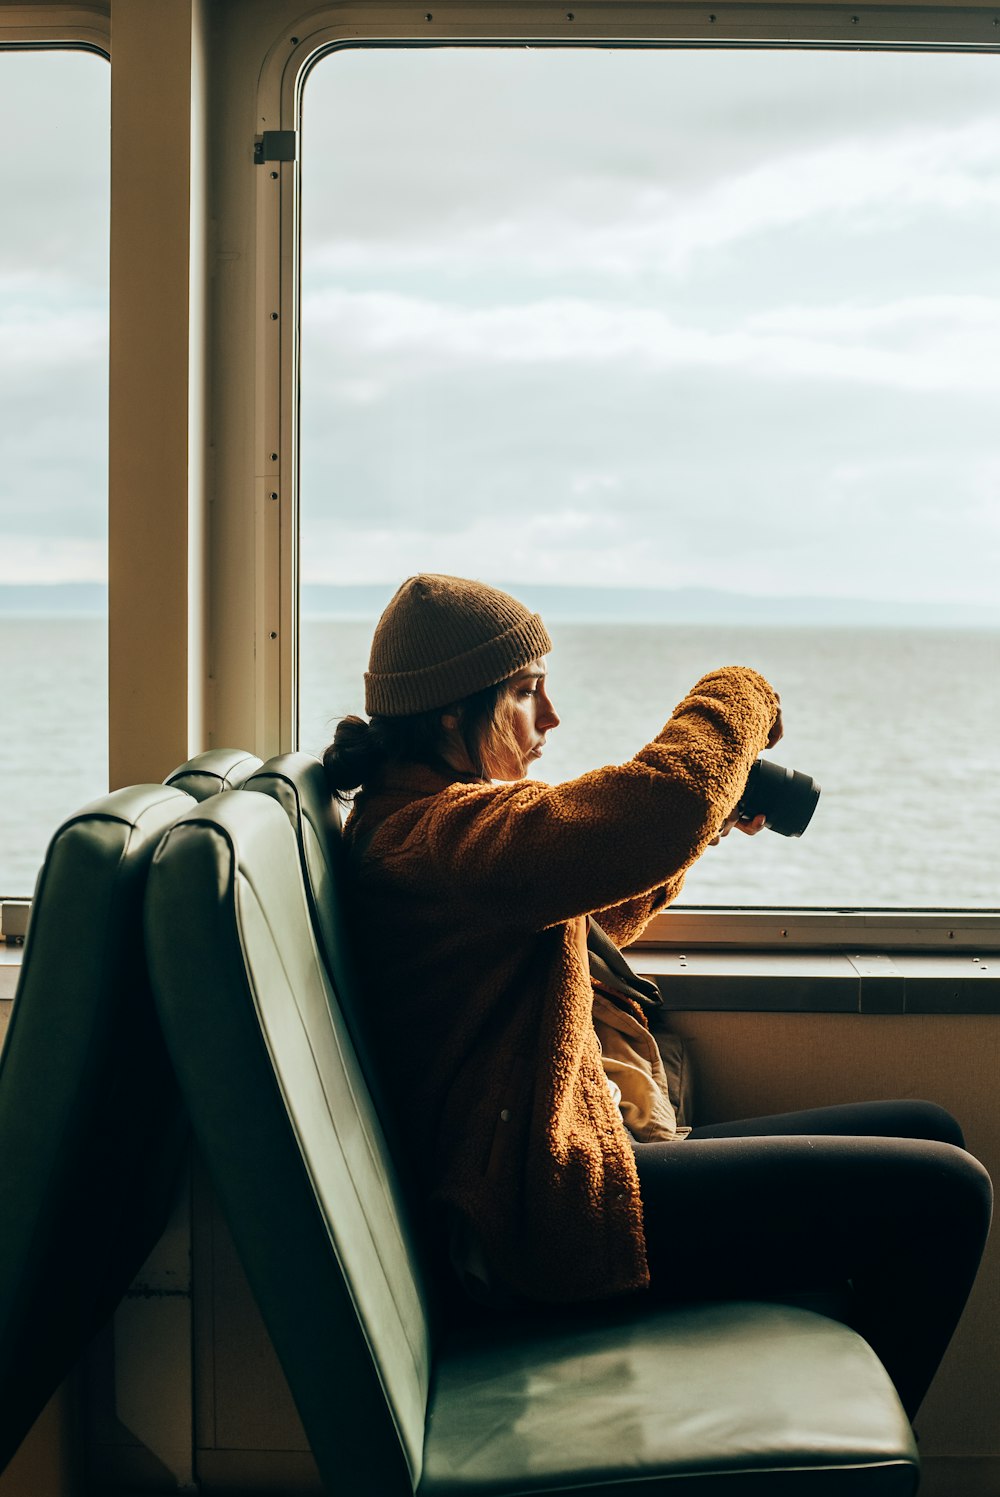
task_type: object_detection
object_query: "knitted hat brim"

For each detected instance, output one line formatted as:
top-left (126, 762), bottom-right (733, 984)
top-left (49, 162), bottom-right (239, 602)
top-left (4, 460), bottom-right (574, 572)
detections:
top-left (365, 613), bottom-right (552, 717)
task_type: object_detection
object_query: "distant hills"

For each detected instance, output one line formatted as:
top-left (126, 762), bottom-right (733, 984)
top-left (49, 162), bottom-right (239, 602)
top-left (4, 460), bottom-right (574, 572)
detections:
top-left (2, 580), bottom-right (998, 630)
top-left (0, 583), bottom-right (108, 616)
top-left (305, 583), bottom-right (1000, 629)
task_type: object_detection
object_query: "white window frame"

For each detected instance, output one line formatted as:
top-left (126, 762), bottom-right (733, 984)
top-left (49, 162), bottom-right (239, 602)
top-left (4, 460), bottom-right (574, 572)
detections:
top-left (255, 2), bottom-right (1000, 952)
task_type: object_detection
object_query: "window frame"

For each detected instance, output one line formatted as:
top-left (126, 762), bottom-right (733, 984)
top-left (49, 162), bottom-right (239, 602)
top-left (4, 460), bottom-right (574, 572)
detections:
top-left (0, 5), bottom-right (107, 52)
top-left (257, 2), bottom-right (1000, 952)
top-left (0, 10), bottom-right (110, 908)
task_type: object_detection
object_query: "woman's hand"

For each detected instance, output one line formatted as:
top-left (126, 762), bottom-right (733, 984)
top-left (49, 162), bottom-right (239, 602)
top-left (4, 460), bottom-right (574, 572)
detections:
top-left (709, 689), bottom-right (781, 844)
top-left (710, 810), bottom-right (767, 846)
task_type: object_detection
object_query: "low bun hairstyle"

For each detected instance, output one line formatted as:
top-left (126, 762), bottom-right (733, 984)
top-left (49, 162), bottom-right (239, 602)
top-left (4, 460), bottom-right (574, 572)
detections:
top-left (322, 708), bottom-right (450, 801)
top-left (323, 677), bottom-right (527, 803)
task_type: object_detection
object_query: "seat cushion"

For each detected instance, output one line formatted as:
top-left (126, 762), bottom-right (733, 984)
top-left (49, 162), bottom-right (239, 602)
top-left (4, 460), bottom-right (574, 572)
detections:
top-left (421, 1300), bottom-right (918, 1495)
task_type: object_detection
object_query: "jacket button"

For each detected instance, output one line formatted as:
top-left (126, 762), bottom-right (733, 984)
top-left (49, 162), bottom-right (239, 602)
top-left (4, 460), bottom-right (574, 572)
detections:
top-left (500, 1109), bottom-right (510, 1122)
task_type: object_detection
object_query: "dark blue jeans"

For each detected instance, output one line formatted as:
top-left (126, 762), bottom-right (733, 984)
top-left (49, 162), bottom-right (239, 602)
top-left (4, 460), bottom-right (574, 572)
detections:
top-left (633, 1100), bottom-right (992, 1418)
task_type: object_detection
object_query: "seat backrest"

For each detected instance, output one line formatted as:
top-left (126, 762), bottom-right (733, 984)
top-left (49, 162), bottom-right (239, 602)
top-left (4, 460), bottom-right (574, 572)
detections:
top-left (0, 784), bottom-right (193, 1471)
top-left (145, 791), bottom-right (433, 1497)
top-left (242, 753), bottom-right (390, 1109)
top-left (163, 747), bottom-right (262, 801)
top-left (243, 752), bottom-right (350, 991)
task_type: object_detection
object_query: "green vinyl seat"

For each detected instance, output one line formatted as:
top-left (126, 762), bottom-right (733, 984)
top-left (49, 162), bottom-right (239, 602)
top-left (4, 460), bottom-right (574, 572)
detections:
top-left (242, 752), bottom-right (391, 1119)
top-left (0, 785), bottom-right (194, 1472)
top-left (242, 752), bottom-right (354, 1011)
top-left (164, 746), bottom-right (263, 801)
top-left (145, 790), bottom-right (920, 1497)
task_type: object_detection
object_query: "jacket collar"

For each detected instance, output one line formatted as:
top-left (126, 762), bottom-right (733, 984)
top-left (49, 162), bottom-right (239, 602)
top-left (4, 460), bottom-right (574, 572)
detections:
top-left (373, 758), bottom-right (482, 799)
top-left (346, 759), bottom-right (483, 851)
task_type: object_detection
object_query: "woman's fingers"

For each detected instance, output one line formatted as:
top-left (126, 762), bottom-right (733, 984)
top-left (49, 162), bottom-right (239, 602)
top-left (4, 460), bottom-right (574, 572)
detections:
top-left (736, 812), bottom-right (768, 836)
top-left (711, 808), bottom-right (767, 844)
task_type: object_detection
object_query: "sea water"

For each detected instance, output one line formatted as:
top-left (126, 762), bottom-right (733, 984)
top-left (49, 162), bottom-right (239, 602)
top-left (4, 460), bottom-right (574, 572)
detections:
top-left (1, 618), bottom-right (109, 897)
top-left (2, 617), bottom-right (998, 909)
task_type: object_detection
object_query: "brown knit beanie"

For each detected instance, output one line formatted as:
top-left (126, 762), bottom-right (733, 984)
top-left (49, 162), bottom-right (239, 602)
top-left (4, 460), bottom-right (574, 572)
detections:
top-left (365, 575), bottom-right (552, 717)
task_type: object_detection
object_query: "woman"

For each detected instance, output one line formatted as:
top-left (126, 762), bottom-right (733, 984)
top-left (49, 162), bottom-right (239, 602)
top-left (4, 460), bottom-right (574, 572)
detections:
top-left (324, 573), bottom-right (990, 1420)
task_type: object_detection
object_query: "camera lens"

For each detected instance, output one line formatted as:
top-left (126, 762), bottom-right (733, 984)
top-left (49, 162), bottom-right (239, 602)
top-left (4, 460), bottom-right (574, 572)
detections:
top-left (740, 758), bottom-right (820, 838)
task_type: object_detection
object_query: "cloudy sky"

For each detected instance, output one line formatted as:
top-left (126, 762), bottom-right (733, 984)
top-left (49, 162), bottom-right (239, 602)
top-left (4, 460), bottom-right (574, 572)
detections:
top-left (0, 49), bottom-right (109, 584)
top-left (300, 45), bottom-right (1000, 606)
top-left (3, 43), bottom-right (999, 605)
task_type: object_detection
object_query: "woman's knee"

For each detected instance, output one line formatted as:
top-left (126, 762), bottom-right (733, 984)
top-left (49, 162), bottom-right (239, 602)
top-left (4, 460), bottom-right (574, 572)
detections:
top-left (862, 1137), bottom-right (993, 1253)
top-left (930, 1139), bottom-right (993, 1229)
top-left (890, 1099), bottom-right (967, 1148)
top-left (685, 1097), bottom-right (968, 1145)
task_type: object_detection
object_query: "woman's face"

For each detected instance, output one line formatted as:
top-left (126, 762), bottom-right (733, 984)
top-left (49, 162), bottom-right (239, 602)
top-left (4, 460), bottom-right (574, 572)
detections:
top-left (495, 659), bottom-right (560, 780)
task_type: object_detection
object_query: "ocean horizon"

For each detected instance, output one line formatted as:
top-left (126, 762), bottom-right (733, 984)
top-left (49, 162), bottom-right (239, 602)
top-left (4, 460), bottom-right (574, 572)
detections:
top-left (3, 580), bottom-right (1000, 631)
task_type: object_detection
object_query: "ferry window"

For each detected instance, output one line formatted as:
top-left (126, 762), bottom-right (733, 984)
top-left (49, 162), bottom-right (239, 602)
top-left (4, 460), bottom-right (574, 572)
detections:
top-left (298, 46), bottom-right (1000, 911)
top-left (0, 49), bottom-right (109, 898)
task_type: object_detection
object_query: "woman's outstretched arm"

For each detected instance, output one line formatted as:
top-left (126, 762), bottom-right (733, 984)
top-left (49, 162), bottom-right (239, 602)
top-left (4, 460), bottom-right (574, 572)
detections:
top-left (359, 666), bottom-right (779, 932)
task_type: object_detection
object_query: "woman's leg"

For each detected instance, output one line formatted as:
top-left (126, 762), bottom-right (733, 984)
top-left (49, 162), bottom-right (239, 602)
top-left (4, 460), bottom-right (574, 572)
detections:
top-left (634, 1131), bottom-right (991, 1419)
top-left (689, 1098), bottom-right (965, 1147)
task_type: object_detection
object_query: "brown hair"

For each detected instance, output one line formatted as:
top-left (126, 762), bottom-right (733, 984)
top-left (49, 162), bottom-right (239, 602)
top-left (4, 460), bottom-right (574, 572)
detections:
top-left (464, 681), bottom-right (525, 783)
top-left (323, 676), bottom-right (525, 802)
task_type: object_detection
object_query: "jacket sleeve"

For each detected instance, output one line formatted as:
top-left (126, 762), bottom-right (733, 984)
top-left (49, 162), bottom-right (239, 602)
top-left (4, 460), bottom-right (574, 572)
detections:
top-left (389, 666), bottom-right (778, 932)
top-left (590, 873), bottom-right (686, 947)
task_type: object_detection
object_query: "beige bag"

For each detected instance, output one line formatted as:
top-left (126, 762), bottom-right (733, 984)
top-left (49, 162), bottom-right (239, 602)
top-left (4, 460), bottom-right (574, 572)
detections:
top-left (588, 919), bottom-right (692, 1142)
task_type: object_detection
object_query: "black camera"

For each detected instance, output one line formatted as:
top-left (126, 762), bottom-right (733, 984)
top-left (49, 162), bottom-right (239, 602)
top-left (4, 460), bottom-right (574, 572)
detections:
top-left (739, 758), bottom-right (820, 838)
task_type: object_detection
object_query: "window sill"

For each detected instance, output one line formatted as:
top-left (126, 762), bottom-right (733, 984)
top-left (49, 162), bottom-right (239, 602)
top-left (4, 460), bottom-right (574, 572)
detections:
top-left (2, 942), bottom-right (996, 1021)
top-left (635, 950), bottom-right (1000, 1015)
top-left (639, 907), bottom-right (1000, 952)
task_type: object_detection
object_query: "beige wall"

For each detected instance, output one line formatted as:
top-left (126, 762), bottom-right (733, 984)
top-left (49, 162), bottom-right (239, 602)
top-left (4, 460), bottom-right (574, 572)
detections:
top-left (0, 1386), bottom-right (81, 1497)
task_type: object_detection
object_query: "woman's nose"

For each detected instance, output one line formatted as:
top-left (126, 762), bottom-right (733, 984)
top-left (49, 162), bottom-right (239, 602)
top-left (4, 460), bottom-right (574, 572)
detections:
top-left (539, 690), bottom-right (560, 729)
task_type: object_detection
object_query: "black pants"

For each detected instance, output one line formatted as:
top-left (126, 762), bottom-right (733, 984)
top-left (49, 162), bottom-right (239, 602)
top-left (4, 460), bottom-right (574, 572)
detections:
top-left (632, 1100), bottom-right (992, 1419)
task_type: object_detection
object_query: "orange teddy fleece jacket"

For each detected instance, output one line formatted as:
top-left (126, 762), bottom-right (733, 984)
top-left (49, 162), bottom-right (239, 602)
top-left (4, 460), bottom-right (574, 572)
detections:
top-left (343, 666), bottom-right (780, 1304)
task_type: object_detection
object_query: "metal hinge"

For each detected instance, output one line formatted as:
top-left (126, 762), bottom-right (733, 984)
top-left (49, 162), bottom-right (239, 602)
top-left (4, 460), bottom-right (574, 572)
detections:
top-left (254, 130), bottom-right (297, 165)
